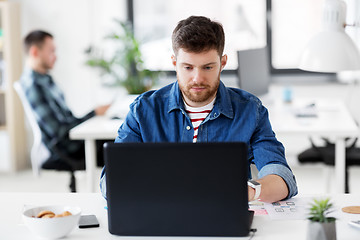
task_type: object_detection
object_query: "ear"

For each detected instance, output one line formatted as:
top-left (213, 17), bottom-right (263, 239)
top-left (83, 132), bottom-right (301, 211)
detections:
top-left (220, 54), bottom-right (227, 71)
top-left (171, 55), bottom-right (177, 68)
top-left (29, 45), bottom-right (39, 57)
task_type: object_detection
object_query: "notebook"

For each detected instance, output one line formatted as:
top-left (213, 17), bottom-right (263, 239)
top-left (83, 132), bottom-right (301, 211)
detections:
top-left (104, 142), bottom-right (254, 237)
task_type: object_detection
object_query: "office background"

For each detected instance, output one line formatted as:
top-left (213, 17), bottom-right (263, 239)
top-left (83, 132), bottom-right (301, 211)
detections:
top-left (8, 0), bottom-right (360, 116)
top-left (11, 0), bottom-right (360, 114)
top-left (1, 0), bottom-right (360, 193)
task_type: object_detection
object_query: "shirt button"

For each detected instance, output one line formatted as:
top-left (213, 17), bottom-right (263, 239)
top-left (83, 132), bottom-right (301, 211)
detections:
top-left (214, 113), bottom-right (217, 117)
top-left (186, 126), bottom-right (191, 130)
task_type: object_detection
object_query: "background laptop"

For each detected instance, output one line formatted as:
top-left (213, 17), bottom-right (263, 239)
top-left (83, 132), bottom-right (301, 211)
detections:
top-left (104, 142), bottom-right (253, 237)
top-left (237, 47), bottom-right (270, 98)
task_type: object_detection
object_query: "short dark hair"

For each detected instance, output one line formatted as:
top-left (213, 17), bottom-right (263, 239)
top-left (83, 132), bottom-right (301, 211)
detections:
top-left (172, 16), bottom-right (225, 56)
top-left (23, 30), bottom-right (53, 54)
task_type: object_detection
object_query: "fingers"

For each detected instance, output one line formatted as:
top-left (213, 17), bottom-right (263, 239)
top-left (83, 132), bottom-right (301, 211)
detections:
top-left (95, 104), bottom-right (111, 115)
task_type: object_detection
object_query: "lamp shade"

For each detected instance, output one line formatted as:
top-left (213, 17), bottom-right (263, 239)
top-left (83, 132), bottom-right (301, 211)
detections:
top-left (299, 31), bottom-right (360, 72)
top-left (299, 0), bottom-right (360, 73)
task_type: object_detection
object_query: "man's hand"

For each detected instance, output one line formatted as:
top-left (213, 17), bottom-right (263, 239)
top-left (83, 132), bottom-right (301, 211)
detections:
top-left (248, 186), bottom-right (256, 202)
top-left (95, 104), bottom-right (111, 116)
top-left (248, 174), bottom-right (289, 203)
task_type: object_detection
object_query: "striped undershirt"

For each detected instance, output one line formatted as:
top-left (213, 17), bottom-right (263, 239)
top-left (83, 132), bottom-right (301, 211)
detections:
top-left (184, 98), bottom-right (215, 143)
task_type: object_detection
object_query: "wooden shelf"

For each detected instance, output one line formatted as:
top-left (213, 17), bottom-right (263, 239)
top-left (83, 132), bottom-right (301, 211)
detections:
top-left (0, 2), bottom-right (26, 171)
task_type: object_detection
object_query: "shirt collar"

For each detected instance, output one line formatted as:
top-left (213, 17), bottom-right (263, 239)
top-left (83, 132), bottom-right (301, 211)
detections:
top-left (23, 66), bottom-right (49, 76)
top-left (183, 96), bottom-right (215, 112)
top-left (20, 67), bottom-right (51, 87)
top-left (167, 82), bottom-right (184, 113)
top-left (167, 81), bottom-right (234, 119)
top-left (32, 69), bottom-right (53, 86)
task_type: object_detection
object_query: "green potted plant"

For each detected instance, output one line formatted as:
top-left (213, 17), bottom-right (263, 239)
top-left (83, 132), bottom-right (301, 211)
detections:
top-left (85, 19), bottom-right (159, 94)
top-left (307, 198), bottom-right (336, 240)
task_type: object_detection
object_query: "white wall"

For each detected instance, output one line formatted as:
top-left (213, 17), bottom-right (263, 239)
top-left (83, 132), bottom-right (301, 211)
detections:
top-left (0, 131), bottom-right (10, 170)
top-left (12, 0), bottom-right (127, 116)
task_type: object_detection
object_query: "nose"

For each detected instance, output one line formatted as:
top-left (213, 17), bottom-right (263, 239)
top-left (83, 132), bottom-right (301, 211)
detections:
top-left (192, 68), bottom-right (204, 84)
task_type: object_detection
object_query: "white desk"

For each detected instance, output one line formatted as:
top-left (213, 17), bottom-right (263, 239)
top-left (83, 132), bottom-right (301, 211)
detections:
top-left (267, 98), bottom-right (358, 193)
top-left (69, 117), bottom-right (123, 192)
top-left (2, 192), bottom-right (360, 239)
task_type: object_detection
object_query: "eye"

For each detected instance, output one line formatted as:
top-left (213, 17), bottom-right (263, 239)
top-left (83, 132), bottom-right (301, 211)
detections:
top-left (204, 66), bottom-right (213, 70)
top-left (184, 66), bottom-right (192, 70)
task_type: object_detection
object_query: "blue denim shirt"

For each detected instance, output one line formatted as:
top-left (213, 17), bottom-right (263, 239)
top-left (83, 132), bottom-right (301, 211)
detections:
top-left (100, 81), bottom-right (298, 199)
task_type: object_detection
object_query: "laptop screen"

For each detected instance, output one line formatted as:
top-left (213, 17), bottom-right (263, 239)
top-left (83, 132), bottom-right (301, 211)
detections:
top-left (104, 142), bottom-right (253, 237)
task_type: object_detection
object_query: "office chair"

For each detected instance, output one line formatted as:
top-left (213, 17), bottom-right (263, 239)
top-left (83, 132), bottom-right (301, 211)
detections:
top-left (298, 137), bottom-right (360, 193)
top-left (14, 81), bottom-right (83, 192)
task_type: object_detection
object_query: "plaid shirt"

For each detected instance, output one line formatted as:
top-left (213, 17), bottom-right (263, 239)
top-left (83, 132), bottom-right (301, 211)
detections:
top-left (20, 68), bottom-right (95, 160)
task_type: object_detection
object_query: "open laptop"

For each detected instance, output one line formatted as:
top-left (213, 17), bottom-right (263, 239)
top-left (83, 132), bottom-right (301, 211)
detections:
top-left (104, 142), bottom-right (254, 237)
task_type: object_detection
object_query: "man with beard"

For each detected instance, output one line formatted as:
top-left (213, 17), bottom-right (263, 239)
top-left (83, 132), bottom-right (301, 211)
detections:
top-left (20, 30), bottom-right (110, 173)
top-left (100, 16), bottom-right (297, 203)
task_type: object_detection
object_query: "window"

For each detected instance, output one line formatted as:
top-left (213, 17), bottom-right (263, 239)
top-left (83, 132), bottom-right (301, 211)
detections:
top-left (131, 0), bottom-right (266, 71)
top-left (129, 0), bottom-right (353, 76)
top-left (268, 0), bottom-right (325, 73)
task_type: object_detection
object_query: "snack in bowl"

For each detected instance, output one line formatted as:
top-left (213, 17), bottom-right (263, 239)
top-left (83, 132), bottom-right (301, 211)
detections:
top-left (36, 210), bottom-right (72, 218)
top-left (23, 205), bottom-right (81, 239)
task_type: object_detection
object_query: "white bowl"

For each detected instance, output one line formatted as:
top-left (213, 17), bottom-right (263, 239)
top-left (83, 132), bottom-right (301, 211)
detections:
top-left (23, 205), bottom-right (81, 239)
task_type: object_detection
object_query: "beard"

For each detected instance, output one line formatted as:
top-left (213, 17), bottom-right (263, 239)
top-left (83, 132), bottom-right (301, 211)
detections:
top-left (40, 59), bottom-right (55, 71)
top-left (178, 71), bottom-right (220, 104)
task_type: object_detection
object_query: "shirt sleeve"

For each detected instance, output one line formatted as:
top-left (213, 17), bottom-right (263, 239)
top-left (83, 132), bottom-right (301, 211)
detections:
top-left (100, 167), bottom-right (107, 199)
top-left (114, 100), bottom-right (143, 143)
top-left (258, 164), bottom-right (298, 199)
top-left (25, 81), bottom-right (95, 141)
top-left (250, 100), bottom-right (298, 199)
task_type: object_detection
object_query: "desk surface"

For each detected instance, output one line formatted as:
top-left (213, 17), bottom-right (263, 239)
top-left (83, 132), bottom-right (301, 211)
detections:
top-left (70, 116), bottom-right (123, 140)
top-left (69, 93), bottom-right (136, 140)
top-left (268, 98), bottom-right (358, 137)
top-left (1, 193), bottom-right (360, 239)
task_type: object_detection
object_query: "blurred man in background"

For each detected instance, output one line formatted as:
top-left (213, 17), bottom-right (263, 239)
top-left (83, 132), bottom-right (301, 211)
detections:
top-left (20, 30), bottom-right (110, 172)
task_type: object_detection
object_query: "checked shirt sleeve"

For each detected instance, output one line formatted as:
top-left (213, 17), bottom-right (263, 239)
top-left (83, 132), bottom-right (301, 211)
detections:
top-left (24, 80), bottom-right (95, 144)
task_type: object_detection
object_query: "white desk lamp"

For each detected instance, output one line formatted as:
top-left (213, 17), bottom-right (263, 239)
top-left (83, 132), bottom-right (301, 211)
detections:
top-left (299, 0), bottom-right (360, 73)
